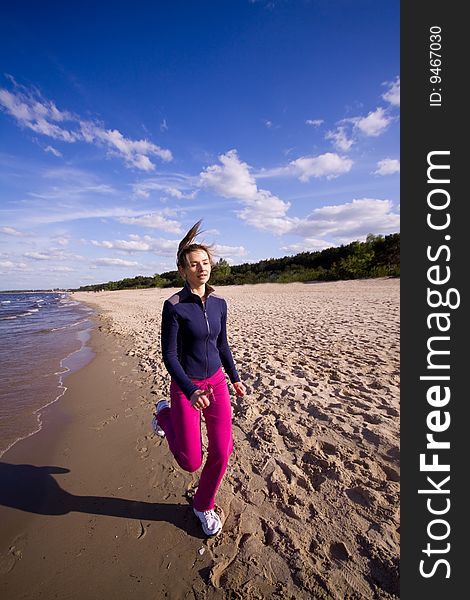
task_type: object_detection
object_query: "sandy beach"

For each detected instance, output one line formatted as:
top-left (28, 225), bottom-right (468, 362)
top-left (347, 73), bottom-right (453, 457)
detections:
top-left (0, 279), bottom-right (400, 599)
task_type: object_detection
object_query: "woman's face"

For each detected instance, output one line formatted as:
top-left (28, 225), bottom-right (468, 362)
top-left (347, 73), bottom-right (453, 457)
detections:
top-left (180, 249), bottom-right (211, 289)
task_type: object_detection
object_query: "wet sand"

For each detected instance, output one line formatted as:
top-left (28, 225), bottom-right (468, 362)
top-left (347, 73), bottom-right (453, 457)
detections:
top-left (0, 279), bottom-right (400, 599)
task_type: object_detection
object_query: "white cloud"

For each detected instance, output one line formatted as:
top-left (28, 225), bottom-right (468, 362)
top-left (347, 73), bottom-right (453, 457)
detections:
top-left (289, 152), bottom-right (353, 181)
top-left (305, 119), bottom-right (324, 127)
top-left (200, 150), bottom-right (360, 236)
top-left (200, 149), bottom-right (259, 201)
top-left (42, 166), bottom-right (115, 183)
top-left (0, 88), bottom-right (78, 141)
top-left (264, 120), bottom-right (273, 128)
top-left (89, 234), bottom-right (180, 257)
top-left (90, 238), bottom-right (152, 252)
top-left (237, 206), bottom-right (294, 235)
top-left (382, 77), bottom-right (400, 107)
top-left (49, 266), bottom-right (75, 272)
top-left (0, 226), bottom-right (24, 236)
top-left (204, 150), bottom-right (352, 200)
top-left (23, 251), bottom-right (52, 260)
top-left (200, 150), bottom-right (292, 234)
top-left (281, 238), bottom-right (333, 253)
top-left (22, 249), bottom-right (84, 262)
top-left (93, 258), bottom-right (139, 267)
top-left (9, 183), bottom-right (184, 236)
top-left (0, 260), bottom-right (15, 269)
top-left (150, 241), bottom-right (179, 257)
top-left (134, 188), bottom-right (150, 199)
top-left (132, 178), bottom-right (197, 200)
top-left (350, 107), bottom-right (391, 137)
top-left (323, 78), bottom-right (399, 152)
top-left (44, 145), bottom-right (63, 157)
top-left (53, 237), bottom-right (70, 246)
top-left (0, 260), bottom-right (29, 275)
top-left (163, 187), bottom-right (186, 198)
top-left (291, 198), bottom-right (399, 244)
top-left (129, 235), bottom-right (178, 255)
top-left (25, 207), bottom-right (134, 226)
top-left (79, 121), bottom-right (172, 171)
top-left (0, 83), bottom-right (172, 171)
top-left (117, 212), bottom-right (182, 233)
top-left (374, 158), bottom-right (400, 176)
top-left (325, 127), bottom-right (354, 152)
top-left (29, 185), bottom-right (115, 202)
top-left (256, 152), bottom-right (353, 182)
top-left (213, 244), bottom-right (248, 258)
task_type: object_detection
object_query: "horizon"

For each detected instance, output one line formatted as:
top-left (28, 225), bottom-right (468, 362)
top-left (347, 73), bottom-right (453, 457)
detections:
top-left (1, 231), bottom-right (399, 292)
top-left (0, 1), bottom-right (399, 290)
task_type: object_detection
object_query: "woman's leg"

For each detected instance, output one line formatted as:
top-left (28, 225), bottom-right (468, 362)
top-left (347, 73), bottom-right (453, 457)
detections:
top-left (193, 369), bottom-right (233, 512)
top-left (156, 380), bottom-right (203, 473)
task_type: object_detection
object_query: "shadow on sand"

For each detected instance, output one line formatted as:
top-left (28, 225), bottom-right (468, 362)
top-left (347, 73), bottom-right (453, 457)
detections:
top-left (0, 462), bottom-right (204, 538)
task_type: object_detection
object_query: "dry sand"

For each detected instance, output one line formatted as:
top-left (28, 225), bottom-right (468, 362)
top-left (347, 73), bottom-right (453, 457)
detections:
top-left (0, 279), bottom-right (399, 599)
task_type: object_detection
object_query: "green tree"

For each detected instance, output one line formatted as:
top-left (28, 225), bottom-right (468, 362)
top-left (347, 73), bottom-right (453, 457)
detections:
top-left (211, 258), bottom-right (231, 284)
top-left (74, 233), bottom-right (400, 291)
top-left (153, 274), bottom-right (170, 287)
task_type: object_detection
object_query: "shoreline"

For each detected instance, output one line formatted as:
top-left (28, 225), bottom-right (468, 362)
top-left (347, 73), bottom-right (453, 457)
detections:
top-left (0, 314), bottom-right (96, 460)
top-left (0, 321), bottom-right (214, 599)
top-left (0, 280), bottom-right (400, 599)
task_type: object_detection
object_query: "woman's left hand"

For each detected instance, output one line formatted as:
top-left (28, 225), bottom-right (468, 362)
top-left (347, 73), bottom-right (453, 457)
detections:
top-left (233, 381), bottom-right (247, 397)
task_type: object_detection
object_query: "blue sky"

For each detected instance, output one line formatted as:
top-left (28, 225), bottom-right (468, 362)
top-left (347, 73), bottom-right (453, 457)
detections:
top-left (0, 0), bottom-right (399, 290)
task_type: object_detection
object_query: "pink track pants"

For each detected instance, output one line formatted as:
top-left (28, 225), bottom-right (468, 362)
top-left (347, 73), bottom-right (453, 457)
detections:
top-left (156, 367), bottom-right (233, 512)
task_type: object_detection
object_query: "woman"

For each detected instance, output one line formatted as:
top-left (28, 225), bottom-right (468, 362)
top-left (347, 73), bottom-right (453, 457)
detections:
top-left (154, 220), bottom-right (246, 537)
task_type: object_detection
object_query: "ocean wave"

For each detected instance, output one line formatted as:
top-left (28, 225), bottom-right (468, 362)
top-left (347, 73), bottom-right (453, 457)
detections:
top-left (50, 317), bottom-right (93, 332)
top-left (0, 318), bottom-right (95, 458)
top-left (0, 380), bottom-right (68, 459)
top-left (0, 309), bottom-right (40, 321)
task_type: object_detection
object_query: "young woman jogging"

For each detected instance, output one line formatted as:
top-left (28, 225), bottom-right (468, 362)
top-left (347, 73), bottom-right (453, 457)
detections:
top-left (154, 220), bottom-right (246, 536)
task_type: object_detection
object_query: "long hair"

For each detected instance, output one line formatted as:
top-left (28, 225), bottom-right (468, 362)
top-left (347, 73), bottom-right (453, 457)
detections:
top-left (177, 220), bottom-right (214, 268)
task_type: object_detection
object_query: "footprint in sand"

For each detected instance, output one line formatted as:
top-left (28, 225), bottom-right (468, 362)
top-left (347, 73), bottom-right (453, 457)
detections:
top-left (345, 485), bottom-right (380, 507)
top-left (135, 435), bottom-right (152, 458)
top-left (306, 405), bottom-right (331, 422)
top-left (362, 427), bottom-right (382, 446)
top-left (93, 413), bottom-right (120, 430)
top-left (329, 541), bottom-right (351, 561)
top-left (275, 420), bottom-right (304, 449)
top-left (320, 441), bottom-right (339, 456)
top-left (250, 414), bottom-right (279, 447)
top-left (125, 519), bottom-right (147, 539)
top-left (0, 534), bottom-right (27, 575)
top-left (381, 464), bottom-right (400, 482)
top-left (385, 446), bottom-right (400, 461)
top-left (362, 413), bottom-right (383, 425)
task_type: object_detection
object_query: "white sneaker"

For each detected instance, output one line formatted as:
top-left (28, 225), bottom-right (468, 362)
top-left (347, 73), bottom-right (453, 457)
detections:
top-left (151, 400), bottom-right (169, 437)
top-left (193, 507), bottom-right (222, 536)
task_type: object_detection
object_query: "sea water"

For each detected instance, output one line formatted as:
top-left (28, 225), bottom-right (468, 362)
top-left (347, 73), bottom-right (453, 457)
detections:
top-left (0, 292), bottom-right (95, 457)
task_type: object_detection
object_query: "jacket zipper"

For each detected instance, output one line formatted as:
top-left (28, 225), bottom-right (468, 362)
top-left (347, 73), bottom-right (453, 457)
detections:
top-left (203, 301), bottom-right (210, 378)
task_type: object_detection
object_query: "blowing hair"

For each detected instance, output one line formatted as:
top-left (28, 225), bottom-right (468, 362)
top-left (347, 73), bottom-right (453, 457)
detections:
top-left (177, 220), bottom-right (214, 268)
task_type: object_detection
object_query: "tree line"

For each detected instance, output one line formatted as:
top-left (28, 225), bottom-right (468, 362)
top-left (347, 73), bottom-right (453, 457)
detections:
top-left (74, 233), bottom-right (399, 292)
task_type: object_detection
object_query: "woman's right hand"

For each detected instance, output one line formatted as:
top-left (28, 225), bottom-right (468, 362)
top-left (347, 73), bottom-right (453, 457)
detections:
top-left (190, 389), bottom-right (211, 411)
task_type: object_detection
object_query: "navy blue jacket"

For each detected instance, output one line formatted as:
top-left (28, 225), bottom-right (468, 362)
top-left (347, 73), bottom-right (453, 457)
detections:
top-left (161, 283), bottom-right (240, 400)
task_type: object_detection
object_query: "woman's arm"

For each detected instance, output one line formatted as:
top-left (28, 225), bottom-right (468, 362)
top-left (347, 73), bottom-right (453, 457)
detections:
top-left (161, 300), bottom-right (199, 401)
top-left (216, 299), bottom-right (241, 384)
